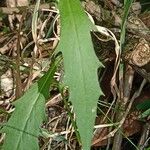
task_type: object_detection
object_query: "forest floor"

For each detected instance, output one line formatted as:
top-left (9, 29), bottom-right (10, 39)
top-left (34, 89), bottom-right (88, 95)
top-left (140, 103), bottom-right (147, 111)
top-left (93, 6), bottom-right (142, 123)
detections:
top-left (0, 0), bottom-right (150, 149)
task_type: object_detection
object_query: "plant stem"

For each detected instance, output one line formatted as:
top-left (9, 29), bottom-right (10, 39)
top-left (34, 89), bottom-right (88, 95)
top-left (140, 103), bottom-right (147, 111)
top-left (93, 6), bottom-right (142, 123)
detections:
top-left (14, 13), bottom-right (26, 98)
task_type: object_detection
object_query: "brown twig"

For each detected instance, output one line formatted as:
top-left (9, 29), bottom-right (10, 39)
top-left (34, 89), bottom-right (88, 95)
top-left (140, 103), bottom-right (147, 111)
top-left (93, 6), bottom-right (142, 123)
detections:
top-left (93, 79), bottom-right (146, 146)
top-left (112, 65), bottom-right (134, 150)
top-left (113, 79), bottom-right (147, 149)
top-left (138, 122), bottom-right (150, 149)
top-left (14, 12), bottom-right (26, 98)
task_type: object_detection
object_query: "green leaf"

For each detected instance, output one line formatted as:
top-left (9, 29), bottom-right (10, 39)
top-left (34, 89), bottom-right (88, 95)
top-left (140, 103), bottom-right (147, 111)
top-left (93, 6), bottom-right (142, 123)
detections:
top-left (57, 0), bottom-right (103, 149)
top-left (136, 99), bottom-right (150, 111)
top-left (139, 108), bottom-right (150, 119)
top-left (146, 147), bottom-right (150, 150)
top-left (1, 57), bottom-right (61, 150)
top-left (120, 0), bottom-right (133, 51)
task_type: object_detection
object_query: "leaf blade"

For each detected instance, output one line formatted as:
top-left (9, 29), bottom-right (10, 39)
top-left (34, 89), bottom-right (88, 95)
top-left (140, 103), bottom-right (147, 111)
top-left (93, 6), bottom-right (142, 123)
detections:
top-left (57, 0), bottom-right (103, 149)
top-left (1, 58), bottom-right (60, 150)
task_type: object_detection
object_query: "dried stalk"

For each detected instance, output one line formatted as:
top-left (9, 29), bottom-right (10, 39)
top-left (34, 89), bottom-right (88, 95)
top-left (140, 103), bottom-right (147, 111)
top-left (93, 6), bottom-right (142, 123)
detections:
top-left (138, 122), bottom-right (150, 149)
top-left (14, 12), bottom-right (26, 98)
top-left (112, 65), bottom-right (134, 150)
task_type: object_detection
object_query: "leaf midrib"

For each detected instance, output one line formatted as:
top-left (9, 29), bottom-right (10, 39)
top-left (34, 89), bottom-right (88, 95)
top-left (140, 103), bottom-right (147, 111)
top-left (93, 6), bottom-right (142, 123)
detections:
top-left (67, 0), bottom-right (86, 98)
top-left (66, 0), bottom-right (89, 147)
